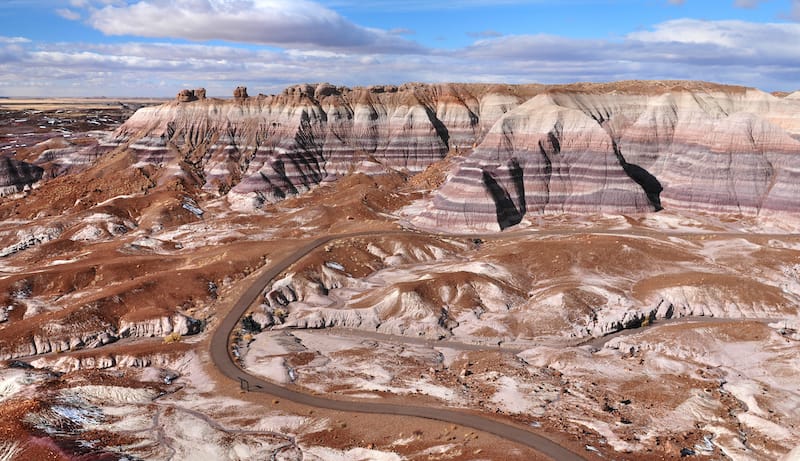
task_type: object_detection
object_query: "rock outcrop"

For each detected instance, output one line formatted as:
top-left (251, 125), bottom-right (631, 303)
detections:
top-left (176, 88), bottom-right (206, 102)
top-left (111, 81), bottom-right (800, 228)
top-left (233, 86), bottom-right (248, 99)
top-left (0, 157), bottom-right (44, 196)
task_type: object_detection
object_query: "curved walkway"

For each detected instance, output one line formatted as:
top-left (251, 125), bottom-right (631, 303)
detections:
top-left (209, 226), bottom-right (798, 460)
top-left (209, 230), bottom-right (586, 461)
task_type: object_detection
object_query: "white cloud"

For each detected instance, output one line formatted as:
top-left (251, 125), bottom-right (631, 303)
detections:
top-left (460, 19), bottom-right (800, 89)
top-left (627, 19), bottom-right (800, 64)
top-left (86, 0), bottom-right (423, 53)
top-left (2, 19), bottom-right (800, 97)
top-left (56, 8), bottom-right (82, 20)
top-left (318, 0), bottom-right (585, 11)
top-left (0, 36), bottom-right (31, 44)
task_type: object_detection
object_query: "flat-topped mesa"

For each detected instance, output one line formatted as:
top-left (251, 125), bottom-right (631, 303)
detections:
top-left (112, 83), bottom-right (536, 209)
top-left (414, 82), bottom-right (800, 230)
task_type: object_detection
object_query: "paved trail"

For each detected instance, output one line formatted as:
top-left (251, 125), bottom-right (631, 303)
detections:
top-left (209, 226), bottom-right (798, 460)
top-left (209, 230), bottom-right (587, 461)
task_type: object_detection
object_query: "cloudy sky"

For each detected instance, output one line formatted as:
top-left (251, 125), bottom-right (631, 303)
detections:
top-left (1, 0), bottom-right (799, 96)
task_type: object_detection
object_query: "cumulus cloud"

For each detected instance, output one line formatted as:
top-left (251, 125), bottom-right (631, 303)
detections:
top-left (627, 19), bottom-right (800, 64)
top-left (86, 0), bottom-right (423, 53)
top-left (2, 19), bottom-right (800, 97)
top-left (462, 19), bottom-right (800, 88)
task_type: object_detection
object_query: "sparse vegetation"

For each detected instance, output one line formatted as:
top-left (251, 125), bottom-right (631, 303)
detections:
top-left (272, 308), bottom-right (287, 323)
top-left (163, 332), bottom-right (181, 344)
top-left (241, 314), bottom-right (261, 333)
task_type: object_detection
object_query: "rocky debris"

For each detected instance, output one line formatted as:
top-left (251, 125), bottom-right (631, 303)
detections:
top-left (30, 352), bottom-right (176, 372)
top-left (181, 196), bottom-right (204, 218)
top-left (233, 86), bottom-right (248, 99)
top-left (1, 328), bottom-right (118, 361)
top-left (118, 313), bottom-right (203, 339)
top-left (0, 226), bottom-right (61, 258)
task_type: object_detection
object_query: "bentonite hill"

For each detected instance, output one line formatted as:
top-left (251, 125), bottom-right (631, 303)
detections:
top-left (0, 81), bottom-right (799, 461)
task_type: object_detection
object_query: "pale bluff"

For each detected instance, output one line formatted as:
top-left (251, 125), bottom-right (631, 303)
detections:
top-left (104, 81), bottom-right (800, 230)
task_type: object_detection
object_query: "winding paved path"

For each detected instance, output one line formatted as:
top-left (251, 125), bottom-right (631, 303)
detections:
top-left (209, 226), bottom-right (798, 460)
top-left (209, 230), bottom-right (587, 461)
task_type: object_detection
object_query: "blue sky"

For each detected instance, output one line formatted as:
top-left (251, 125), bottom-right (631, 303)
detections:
top-left (0, 0), bottom-right (798, 96)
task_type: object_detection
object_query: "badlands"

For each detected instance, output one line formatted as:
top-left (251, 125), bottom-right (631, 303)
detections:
top-left (0, 81), bottom-right (799, 460)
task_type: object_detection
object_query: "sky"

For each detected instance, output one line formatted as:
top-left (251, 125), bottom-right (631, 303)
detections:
top-left (0, 0), bottom-right (799, 97)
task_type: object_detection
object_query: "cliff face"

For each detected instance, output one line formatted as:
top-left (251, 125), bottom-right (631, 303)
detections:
top-left (415, 85), bottom-right (800, 230)
top-left (111, 81), bottom-right (800, 228)
top-left (111, 83), bottom-right (540, 209)
top-left (0, 157), bottom-right (44, 196)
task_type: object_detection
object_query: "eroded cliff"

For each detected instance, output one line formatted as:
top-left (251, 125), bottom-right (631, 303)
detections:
top-left (110, 83), bottom-right (541, 210)
top-left (415, 84), bottom-right (800, 230)
top-left (107, 81), bottom-right (800, 230)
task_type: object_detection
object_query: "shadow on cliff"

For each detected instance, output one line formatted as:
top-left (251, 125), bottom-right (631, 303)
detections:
top-left (613, 142), bottom-right (663, 211)
top-left (482, 158), bottom-right (526, 230)
top-left (2, 157), bottom-right (44, 190)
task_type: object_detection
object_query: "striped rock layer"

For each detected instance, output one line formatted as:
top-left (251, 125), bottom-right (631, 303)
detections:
top-left (110, 82), bottom-right (800, 228)
top-left (417, 84), bottom-right (800, 230)
top-left (0, 156), bottom-right (44, 196)
top-left (109, 83), bottom-right (541, 209)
